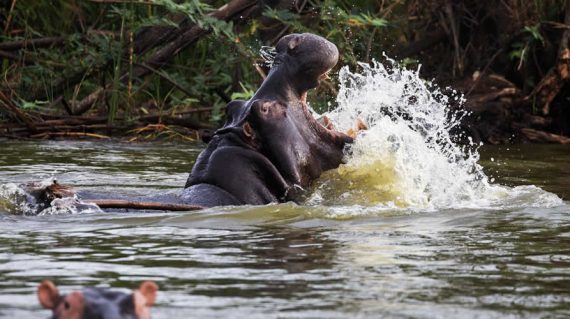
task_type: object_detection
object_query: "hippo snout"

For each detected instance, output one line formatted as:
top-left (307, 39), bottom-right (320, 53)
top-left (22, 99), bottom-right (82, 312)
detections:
top-left (277, 33), bottom-right (338, 69)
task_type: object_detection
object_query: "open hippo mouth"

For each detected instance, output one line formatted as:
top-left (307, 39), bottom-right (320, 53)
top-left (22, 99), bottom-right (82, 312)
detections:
top-left (269, 33), bottom-right (339, 98)
top-left (247, 99), bottom-right (352, 188)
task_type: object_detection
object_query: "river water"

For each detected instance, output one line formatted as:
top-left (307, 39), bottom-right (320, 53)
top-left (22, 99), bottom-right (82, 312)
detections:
top-left (1, 62), bottom-right (570, 318)
top-left (0, 141), bottom-right (568, 319)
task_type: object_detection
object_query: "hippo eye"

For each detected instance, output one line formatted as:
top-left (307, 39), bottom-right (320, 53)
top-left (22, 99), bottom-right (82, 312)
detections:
top-left (64, 301), bottom-right (70, 310)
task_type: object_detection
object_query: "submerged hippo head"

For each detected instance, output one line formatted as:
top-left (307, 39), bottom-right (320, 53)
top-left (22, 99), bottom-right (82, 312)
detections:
top-left (273, 33), bottom-right (339, 96)
top-left (246, 99), bottom-right (352, 189)
top-left (37, 280), bottom-right (158, 319)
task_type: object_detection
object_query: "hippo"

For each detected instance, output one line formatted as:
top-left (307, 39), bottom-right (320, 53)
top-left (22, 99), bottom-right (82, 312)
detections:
top-left (26, 33), bottom-right (357, 211)
top-left (37, 280), bottom-right (158, 319)
top-left (184, 33), bottom-right (354, 205)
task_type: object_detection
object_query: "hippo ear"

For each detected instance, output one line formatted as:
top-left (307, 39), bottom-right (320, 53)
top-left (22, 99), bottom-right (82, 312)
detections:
top-left (138, 281), bottom-right (158, 306)
top-left (132, 281), bottom-right (158, 319)
top-left (287, 36), bottom-right (303, 52)
top-left (243, 122), bottom-right (255, 139)
top-left (37, 280), bottom-right (60, 309)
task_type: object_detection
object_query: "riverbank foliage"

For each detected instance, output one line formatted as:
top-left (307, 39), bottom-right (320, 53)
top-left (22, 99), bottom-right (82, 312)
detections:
top-left (0, 0), bottom-right (569, 143)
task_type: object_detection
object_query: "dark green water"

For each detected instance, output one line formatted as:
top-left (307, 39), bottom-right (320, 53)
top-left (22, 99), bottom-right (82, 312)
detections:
top-left (0, 141), bottom-right (568, 318)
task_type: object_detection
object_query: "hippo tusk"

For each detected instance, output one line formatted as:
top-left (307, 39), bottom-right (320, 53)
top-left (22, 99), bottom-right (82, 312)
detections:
top-left (346, 118), bottom-right (368, 139)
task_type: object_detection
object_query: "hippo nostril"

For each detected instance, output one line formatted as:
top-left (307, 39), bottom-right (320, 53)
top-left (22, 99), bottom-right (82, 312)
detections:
top-left (261, 102), bottom-right (270, 114)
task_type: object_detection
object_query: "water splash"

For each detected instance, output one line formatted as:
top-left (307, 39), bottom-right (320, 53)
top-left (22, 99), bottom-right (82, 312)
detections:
top-left (37, 197), bottom-right (102, 216)
top-left (0, 180), bottom-right (102, 216)
top-left (0, 182), bottom-right (44, 215)
top-left (259, 46), bottom-right (276, 68)
top-left (309, 60), bottom-right (562, 211)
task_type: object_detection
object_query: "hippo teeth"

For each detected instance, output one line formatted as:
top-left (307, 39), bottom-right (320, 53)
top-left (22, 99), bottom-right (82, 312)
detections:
top-left (319, 70), bottom-right (331, 81)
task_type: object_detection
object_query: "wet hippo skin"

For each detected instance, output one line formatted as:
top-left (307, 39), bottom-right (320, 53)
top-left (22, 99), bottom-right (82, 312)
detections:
top-left (184, 33), bottom-right (353, 205)
top-left (37, 280), bottom-right (158, 319)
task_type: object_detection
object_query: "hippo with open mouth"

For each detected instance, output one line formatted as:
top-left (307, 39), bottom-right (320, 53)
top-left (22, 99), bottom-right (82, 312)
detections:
top-left (25, 33), bottom-right (361, 211)
top-left (184, 33), bottom-right (354, 206)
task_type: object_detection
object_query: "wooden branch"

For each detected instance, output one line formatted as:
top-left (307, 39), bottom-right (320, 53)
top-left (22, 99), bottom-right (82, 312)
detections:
top-left (466, 50), bottom-right (505, 97)
top-left (0, 108), bottom-right (215, 138)
top-left (1, 108), bottom-right (213, 128)
top-left (2, 124), bottom-right (119, 135)
top-left (87, 199), bottom-right (204, 211)
top-left (0, 36), bottom-right (65, 51)
top-left (4, 0), bottom-right (17, 34)
top-left (0, 91), bottom-right (36, 130)
top-left (475, 88), bottom-right (519, 103)
top-left (35, 181), bottom-right (204, 211)
top-left (140, 113), bottom-right (213, 129)
top-left (0, 49), bottom-right (35, 64)
top-left (520, 128), bottom-right (570, 144)
top-left (0, 49), bottom-right (20, 60)
top-left (30, 132), bottom-right (111, 139)
top-left (72, 86), bottom-right (107, 115)
top-left (525, 115), bottom-right (552, 129)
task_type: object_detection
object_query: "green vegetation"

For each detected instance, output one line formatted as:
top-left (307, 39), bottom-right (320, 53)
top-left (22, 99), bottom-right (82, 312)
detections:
top-left (0, 0), bottom-right (569, 142)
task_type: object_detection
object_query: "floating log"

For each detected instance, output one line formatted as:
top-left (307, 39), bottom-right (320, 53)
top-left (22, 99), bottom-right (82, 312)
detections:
top-left (36, 181), bottom-right (204, 212)
top-left (87, 199), bottom-right (204, 211)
